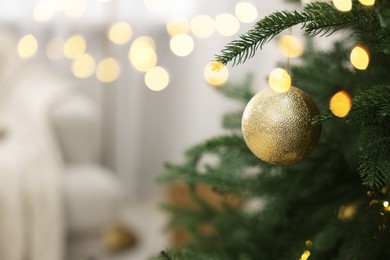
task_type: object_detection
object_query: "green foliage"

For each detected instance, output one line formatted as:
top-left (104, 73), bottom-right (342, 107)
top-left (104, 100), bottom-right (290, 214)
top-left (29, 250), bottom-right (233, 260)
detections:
top-left (159, 0), bottom-right (390, 259)
top-left (215, 2), bottom-right (383, 66)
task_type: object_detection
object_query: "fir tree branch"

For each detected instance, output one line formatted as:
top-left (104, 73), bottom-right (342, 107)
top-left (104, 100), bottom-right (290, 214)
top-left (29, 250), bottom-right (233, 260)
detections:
top-left (215, 3), bottom-right (378, 66)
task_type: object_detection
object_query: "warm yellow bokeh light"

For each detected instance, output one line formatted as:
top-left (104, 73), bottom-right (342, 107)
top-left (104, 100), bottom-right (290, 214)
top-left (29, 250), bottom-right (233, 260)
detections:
top-left (128, 36), bottom-right (157, 72)
top-left (204, 61), bottom-right (229, 87)
top-left (305, 240), bottom-right (313, 247)
top-left (268, 68), bottom-right (291, 92)
top-left (170, 34), bottom-right (194, 57)
top-left (337, 203), bottom-right (357, 220)
top-left (54, 0), bottom-right (69, 11)
top-left (108, 22), bottom-right (133, 45)
top-left (18, 34), bottom-right (38, 59)
top-left (333, 0), bottom-right (352, 12)
top-left (215, 13), bottom-right (240, 37)
top-left (166, 17), bottom-right (190, 36)
top-left (72, 53), bottom-right (96, 79)
top-left (329, 90), bottom-right (352, 118)
top-left (96, 58), bottom-right (120, 83)
top-left (350, 45), bottom-right (370, 70)
top-left (34, 1), bottom-right (55, 22)
top-left (383, 201), bottom-right (389, 207)
top-left (64, 35), bottom-right (86, 59)
top-left (359, 0), bottom-right (375, 6)
top-left (145, 66), bottom-right (170, 91)
top-left (129, 48), bottom-right (157, 72)
top-left (278, 35), bottom-right (304, 58)
top-left (65, 0), bottom-right (87, 19)
top-left (190, 15), bottom-right (215, 38)
top-left (235, 2), bottom-right (258, 23)
top-left (130, 36), bottom-right (156, 51)
top-left (46, 37), bottom-right (65, 60)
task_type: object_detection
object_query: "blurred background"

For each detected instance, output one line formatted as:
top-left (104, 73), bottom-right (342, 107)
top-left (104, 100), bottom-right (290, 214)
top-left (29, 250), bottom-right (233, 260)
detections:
top-left (0, 0), bottom-right (303, 259)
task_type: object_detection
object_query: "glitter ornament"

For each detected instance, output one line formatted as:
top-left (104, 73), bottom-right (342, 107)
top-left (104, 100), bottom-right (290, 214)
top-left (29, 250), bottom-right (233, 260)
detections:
top-left (242, 87), bottom-right (321, 165)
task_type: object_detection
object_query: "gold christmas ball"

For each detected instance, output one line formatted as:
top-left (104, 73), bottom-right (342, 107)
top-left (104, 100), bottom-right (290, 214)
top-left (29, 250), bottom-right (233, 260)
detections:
top-left (242, 86), bottom-right (321, 165)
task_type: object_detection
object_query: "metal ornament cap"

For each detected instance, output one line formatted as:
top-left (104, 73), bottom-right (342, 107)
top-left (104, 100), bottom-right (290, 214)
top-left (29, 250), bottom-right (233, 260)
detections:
top-left (242, 86), bottom-right (321, 165)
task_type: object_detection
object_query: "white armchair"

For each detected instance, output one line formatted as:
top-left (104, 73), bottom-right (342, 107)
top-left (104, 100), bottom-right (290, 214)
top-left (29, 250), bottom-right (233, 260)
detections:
top-left (50, 93), bottom-right (124, 257)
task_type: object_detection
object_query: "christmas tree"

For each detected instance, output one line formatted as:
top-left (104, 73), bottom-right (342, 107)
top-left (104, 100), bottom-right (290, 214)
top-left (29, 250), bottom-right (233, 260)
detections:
top-left (159, 0), bottom-right (390, 259)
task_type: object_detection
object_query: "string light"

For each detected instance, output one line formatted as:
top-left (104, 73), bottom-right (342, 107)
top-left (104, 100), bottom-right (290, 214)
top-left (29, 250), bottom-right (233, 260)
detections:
top-left (333, 0), bottom-right (352, 12)
top-left (305, 240), bottom-right (313, 247)
top-left (96, 58), bottom-right (120, 83)
top-left (130, 36), bottom-right (156, 51)
top-left (383, 201), bottom-right (389, 207)
top-left (235, 2), bottom-right (258, 23)
top-left (329, 90), bottom-right (352, 118)
top-left (17, 34), bottom-right (38, 59)
top-left (350, 45), bottom-right (370, 70)
top-left (65, 0), bottom-right (87, 19)
top-left (145, 66), bottom-right (170, 91)
top-left (300, 250), bottom-right (311, 260)
top-left (204, 61), bottom-right (229, 87)
top-left (33, 1), bottom-right (55, 22)
top-left (128, 36), bottom-right (157, 72)
top-left (166, 17), bottom-right (190, 36)
top-left (170, 34), bottom-right (194, 57)
top-left (72, 53), bottom-right (96, 79)
top-left (190, 15), bottom-right (215, 38)
top-left (46, 36), bottom-right (65, 60)
top-left (338, 203), bottom-right (358, 220)
top-left (64, 34), bottom-right (86, 59)
top-left (359, 0), bottom-right (375, 6)
top-left (54, 0), bottom-right (68, 11)
top-left (268, 68), bottom-right (291, 92)
top-left (278, 35), bottom-right (304, 58)
top-left (215, 13), bottom-right (240, 37)
top-left (108, 22), bottom-right (133, 45)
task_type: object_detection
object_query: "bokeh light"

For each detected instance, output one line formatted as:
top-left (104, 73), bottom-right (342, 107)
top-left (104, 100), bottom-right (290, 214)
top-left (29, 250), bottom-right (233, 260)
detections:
top-left (204, 61), bottom-right (229, 87)
top-left (305, 240), bottom-right (313, 247)
top-left (129, 36), bottom-right (157, 72)
top-left (130, 36), bottom-right (156, 51)
top-left (278, 35), bottom-right (304, 58)
top-left (72, 53), bottom-right (96, 79)
top-left (268, 68), bottom-right (291, 92)
top-left (190, 15), bottom-right (215, 38)
top-left (46, 37), bottom-right (65, 60)
top-left (96, 58), bottom-right (120, 83)
top-left (17, 34), bottom-right (38, 59)
top-left (359, 0), bottom-right (375, 6)
top-left (170, 34), bottom-right (194, 57)
top-left (65, 0), bottom-right (87, 19)
top-left (329, 90), bottom-right (352, 118)
top-left (145, 66), bottom-right (170, 91)
top-left (350, 45), bottom-right (370, 70)
top-left (34, 1), bottom-right (55, 22)
top-left (54, 0), bottom-right (68, 11)
top-left (333, 0), bottom-right (352, 12)
top-left (166, 17), bottom-right (190, 36)
top-left (215, 13), bottom-right (240, 37)
top-left (108, 22), bottom-right (133, 45)
top-left (235, 2), bottom-right (258, 23)
top-left (64, 34), bottom-right (86, 59)
top-left (337, 203), bottom-right (357, 221)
